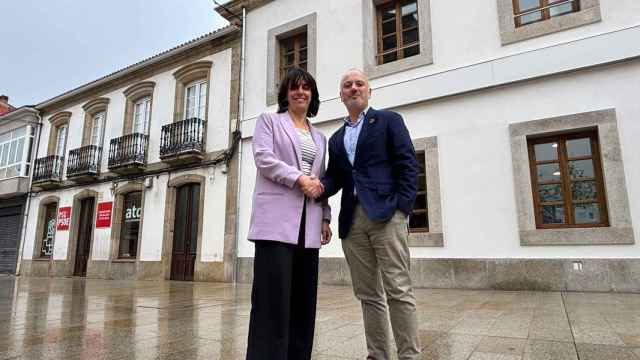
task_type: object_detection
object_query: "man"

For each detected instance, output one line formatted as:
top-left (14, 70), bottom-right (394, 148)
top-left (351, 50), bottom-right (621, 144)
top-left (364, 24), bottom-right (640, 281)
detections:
top-left (320, 69), bottom-right (420, 360)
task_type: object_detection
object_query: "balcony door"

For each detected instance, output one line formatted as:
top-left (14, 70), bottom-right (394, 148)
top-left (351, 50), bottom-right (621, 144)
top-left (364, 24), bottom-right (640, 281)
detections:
top-left (73, 197), bottom-right (95, 277)
top-left (55, 125), bottom-right (68, 157)
top-left (90, 112), bottom-right (105, 146)
top-left (133, 97), bottom-right (151, 135)
top-left (184, 80), bottom-right (207, 120)
top-left (170, 183), bottom-right (200, 281)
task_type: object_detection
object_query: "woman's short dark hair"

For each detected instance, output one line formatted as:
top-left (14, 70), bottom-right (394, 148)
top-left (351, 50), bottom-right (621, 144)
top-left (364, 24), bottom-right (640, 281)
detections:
top-left (277, 67), bottom-right (320, 118)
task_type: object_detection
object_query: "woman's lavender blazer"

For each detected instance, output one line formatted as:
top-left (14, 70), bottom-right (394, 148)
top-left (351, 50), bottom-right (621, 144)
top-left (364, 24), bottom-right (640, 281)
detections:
top-left (247, 112), bottom-right (331, 248)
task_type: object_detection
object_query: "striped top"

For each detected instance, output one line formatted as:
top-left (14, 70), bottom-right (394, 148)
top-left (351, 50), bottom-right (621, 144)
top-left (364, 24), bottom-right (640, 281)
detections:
top-left (296, 128), bottom-right (316, 176)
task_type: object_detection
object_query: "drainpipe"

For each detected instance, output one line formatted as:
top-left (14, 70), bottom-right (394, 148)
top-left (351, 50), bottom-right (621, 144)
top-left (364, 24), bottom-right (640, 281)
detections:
top-left (232, 6), bottom-right (247, 284)
top-left (16, 111), bottom-right (43, 276)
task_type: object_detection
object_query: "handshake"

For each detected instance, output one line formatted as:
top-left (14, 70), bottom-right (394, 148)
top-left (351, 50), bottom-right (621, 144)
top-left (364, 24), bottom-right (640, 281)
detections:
top-left (297, 175), bottom-right (324, 199)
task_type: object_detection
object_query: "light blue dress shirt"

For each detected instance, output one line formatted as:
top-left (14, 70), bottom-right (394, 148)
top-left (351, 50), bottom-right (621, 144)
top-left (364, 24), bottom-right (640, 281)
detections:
top-left (343, 107), bottom-right (369, 165)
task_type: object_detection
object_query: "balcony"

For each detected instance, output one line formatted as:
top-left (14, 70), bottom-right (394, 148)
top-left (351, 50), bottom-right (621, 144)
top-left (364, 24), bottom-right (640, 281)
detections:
top-left (108, 133), bottom-right (148, 174)
top-left (32, 155), bottom-right (64, 189)
top-left (160, 118), bottom-right (206, 164)
top-left (67, 145), bottom-right (102, 182)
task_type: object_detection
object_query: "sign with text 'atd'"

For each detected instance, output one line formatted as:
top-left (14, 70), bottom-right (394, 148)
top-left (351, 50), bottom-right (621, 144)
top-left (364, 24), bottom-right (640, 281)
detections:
top-left (57, 207), bottom-right (71, 230)
top-left (96, 202), bottom-right (113, 228)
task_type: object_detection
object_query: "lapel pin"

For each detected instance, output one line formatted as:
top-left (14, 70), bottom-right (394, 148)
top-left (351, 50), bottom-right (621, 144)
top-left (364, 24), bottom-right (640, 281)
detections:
top-left (369, 118), bottom-right (376, 124)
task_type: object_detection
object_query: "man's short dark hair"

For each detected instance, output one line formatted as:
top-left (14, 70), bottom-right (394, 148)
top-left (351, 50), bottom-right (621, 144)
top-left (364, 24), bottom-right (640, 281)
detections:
top-left (277, 67), bottom-right (320, 118)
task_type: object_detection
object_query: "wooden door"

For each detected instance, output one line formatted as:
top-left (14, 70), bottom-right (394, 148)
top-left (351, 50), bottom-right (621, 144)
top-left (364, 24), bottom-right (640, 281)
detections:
top-left (73, 198), bottom-right (95, 277)
top-left (170, 183), bottom-right (200, 281)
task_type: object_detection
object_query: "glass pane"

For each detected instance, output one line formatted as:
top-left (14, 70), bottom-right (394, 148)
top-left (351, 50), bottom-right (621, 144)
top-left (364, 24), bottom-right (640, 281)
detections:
top-left (537, 163), bottom-right (561, 182)
top-left (284, 53), bottom-right (295, 66)
top-left (8, 141), bottom-right (17, 164)
top-left (0, 132), bottom-right (9, 143)
top-left (120, 192), bottom-right (142, 258)
top-left (382, 6), bottom-right (396, 21)
top-left (568, 159), bottom-right (594, 179)
top-left (574, 203), bottom-right (600, 224)
top-left (15, 138), bottom-right (24, 164)
top-left (402, 28), bottom-right (419, 46)
top-left (414, 194), bottom-right (427, 210)
top-left (382, 20), bottom-right (396, 35)
top-left (401, 1), bottom-right (417, 15)
top-left (550, 2), bottom-right (573, 17)
top-left (533, 142), bottom-right (558, 161)
top-left (409, 212), bottom-right (428, 230)
top-left (520, 11), bottom-right (543, 25)
top-left (383, 52), bottom-right (397, 64)
top-left (300, 48), bottom-right (307, 62)
top-left (383, 35), bottom-right (397, 51)
top-left (402, 12), bottom-right (418, 30)
top-left (417, 175), bottom-right (426, 191)
top-left (41, 204), bottom-right (57, 257)
top-left (0, 143), bottom-right (8, 166)
top-left (539, 183), bottom-right (563, 202)
top-left (404, 44), bottom-right (420, 58)
top-left (14, 127), bottom-right (26, 137)
top-left (518, 0), bottom-right (541, 11)
top-left (299, 34), bottom-right (307, 48)
top-left (542, 205), bottom-right (565, 224)
top-left (572, 181), bottom-right (597, 202)
top-left (281, 39), bottom-right (294, 53)
top-left (566, 138), bottom-right (591, 158)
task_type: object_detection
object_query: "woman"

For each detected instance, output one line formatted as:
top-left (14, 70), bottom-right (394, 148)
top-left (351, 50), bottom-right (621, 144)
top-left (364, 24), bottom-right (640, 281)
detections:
top-left (246, 68), bottom-right (332, 360)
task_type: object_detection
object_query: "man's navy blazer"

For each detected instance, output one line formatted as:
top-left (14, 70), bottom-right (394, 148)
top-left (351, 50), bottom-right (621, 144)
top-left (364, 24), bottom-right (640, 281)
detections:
top-left (321, 107), bottom-right (419, 239)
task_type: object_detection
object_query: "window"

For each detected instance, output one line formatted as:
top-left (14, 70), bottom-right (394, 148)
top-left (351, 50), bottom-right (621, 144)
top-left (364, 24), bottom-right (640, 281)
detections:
top-left (527, 130), bottom-right (608, 228)
top-left (90, 112), bottom-right (105, 146)
top-left (497, 0), bottom-right (601, 45)
top-left (510, 109), bottom-right (634, 246)
top-left (409, 151), bottom-right (428, 232)
top-left (0, 126), bottom-right (33, 179)
top-left (184, 80), bottom-right (207, 120)
top-left (119, 191), bottom-right (142, 259)
top-left (133, 97), bottom-right (151, 135)
top-left (54, 125), bottom-right (68, 158)
top-left (279, 32), bottom-right (308, 81)
top-left (266, 13), bottom-right (317, 105)
top-left (513, 0), bottom-right (579, 27)
top-left (376, 0), bottom-right (420, 65)
top-left (40, 203), bottom-right (57, 258)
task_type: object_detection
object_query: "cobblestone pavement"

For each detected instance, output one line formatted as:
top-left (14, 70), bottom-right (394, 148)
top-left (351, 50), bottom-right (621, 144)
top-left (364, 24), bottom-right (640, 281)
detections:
top-left (1, 276), bottom-right (640, 359)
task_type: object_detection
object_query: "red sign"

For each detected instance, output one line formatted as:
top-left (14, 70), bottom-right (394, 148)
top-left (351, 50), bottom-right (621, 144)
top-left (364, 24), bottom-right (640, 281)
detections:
top-left (96, 202), bottom-right (113, 228)
top-left (57, 207), bottom-right (71, 230)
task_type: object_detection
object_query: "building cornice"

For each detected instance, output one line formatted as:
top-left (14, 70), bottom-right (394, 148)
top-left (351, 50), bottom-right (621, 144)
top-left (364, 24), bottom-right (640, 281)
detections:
top-left (215, 0), bottom-right (274, 23)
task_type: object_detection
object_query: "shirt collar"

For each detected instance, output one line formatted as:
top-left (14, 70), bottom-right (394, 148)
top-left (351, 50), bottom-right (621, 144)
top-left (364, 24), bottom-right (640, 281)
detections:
top-left (343, 106), bottom-right (370, 127)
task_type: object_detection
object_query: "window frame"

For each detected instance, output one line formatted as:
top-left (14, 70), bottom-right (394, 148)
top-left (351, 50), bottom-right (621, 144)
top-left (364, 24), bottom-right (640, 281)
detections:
top-left (497, 0), bottom-right (601, 45)
top-left (375, 0), bottom-right (421, 66)
top-left (0, 126), bottom-right (32, 180)
top-left (279, 32), bottom-right (308, 82)
top-left (410, 150), bottom-right (429, 233)
top-left (90, 111), bottom-right (105, 146)
top-left (123, 81), bottom-right (155, 135)
top-left (54, 124), bottom-right (68, 158)
top-left (133, 96), bottom-right (152, 135)
top-left (527, 130), bottom-right (609, 229)
top-left (110, 182), bottom-right (146, 262)
top-left (118, 191), bottom-right (143, 259)
top-left (509, 109), bottom-right (634, 246)
top-left (512, 0), bottom-right (580, 28)
top-left (266, 13), bottom-right (317, 106)
top-left (184, 79), bottom-right (208, 120)
top-left (172, 62), bottom-right (212, 123)
top-left (363, 0), bottom-right (432, 79)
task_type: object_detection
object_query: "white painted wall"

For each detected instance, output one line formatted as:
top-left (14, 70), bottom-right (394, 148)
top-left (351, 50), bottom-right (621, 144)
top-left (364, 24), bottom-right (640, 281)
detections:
top-left (236, 58), bottom-right (640, 260)
top-left (37, 50), bottom-right (234, 168)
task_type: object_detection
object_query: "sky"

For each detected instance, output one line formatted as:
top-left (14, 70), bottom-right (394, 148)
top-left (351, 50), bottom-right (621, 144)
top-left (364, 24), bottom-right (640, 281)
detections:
top-left (0, 0), bottom-right (230, 107)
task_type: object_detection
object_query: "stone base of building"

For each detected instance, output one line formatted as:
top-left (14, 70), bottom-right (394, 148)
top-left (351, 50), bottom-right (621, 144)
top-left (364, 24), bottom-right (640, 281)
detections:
top-left (237, 257), bottom-right (640, 293)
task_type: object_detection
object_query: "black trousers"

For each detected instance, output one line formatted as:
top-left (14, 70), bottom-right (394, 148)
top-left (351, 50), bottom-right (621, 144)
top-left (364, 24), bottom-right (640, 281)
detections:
top-left (246, 205), bottom-right (319, 360)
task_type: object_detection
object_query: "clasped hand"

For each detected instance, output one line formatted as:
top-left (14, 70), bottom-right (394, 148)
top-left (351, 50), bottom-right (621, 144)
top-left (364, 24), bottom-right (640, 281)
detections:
top-left (297, 175), bottom-right (324, 199)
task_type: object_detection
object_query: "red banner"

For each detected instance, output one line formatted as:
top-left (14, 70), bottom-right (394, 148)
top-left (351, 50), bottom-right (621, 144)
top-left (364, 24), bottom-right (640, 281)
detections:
top-left (57, 207), bottom-right (71, 230)
top-left (96, 202), bottom-right (113, 228)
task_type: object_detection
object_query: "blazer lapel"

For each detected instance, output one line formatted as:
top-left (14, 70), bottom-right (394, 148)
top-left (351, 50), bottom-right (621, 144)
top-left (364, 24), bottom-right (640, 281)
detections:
top-left (335, 124), bottom-right (352, 169)
top-left (280, 112), bottom-right (302, 169)
top-left (353, 107), bottom-right (375, 166)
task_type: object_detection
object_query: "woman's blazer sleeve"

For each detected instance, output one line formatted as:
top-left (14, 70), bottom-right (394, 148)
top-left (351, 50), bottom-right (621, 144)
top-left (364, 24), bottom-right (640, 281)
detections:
top-left (252, 113), bottom-right (303, 188)
top-left (319, 133), bottom-right (331, 222)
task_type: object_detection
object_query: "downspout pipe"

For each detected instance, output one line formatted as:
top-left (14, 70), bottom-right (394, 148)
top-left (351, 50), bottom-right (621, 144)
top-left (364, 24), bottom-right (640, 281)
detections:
top-left (232, 6), bottom-right (247, 284)
top-left (16, 112), bottom-right (43, 276)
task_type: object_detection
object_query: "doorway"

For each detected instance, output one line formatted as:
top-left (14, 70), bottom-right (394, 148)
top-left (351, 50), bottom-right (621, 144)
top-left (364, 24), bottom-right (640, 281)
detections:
top-left (73, 197), bottom-right (95, 277)
top-left (170, 183), bottom-right (200, 281)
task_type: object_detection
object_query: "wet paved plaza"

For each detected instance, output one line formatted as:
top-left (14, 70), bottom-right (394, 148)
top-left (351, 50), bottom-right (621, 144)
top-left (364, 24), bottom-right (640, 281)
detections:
top-left (1, 276), bottom-right (640, 359)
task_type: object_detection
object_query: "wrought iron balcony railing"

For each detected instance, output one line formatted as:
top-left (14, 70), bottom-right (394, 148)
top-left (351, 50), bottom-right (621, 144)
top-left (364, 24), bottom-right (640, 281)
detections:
top-left (108, 133), bottom-right (148, 169)
top-left (160, 118), bottom-right (206, 159)
top-left (33, 155), bottom-right (64, 183)
top-left (67, 145), bottom-right (102, 178)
